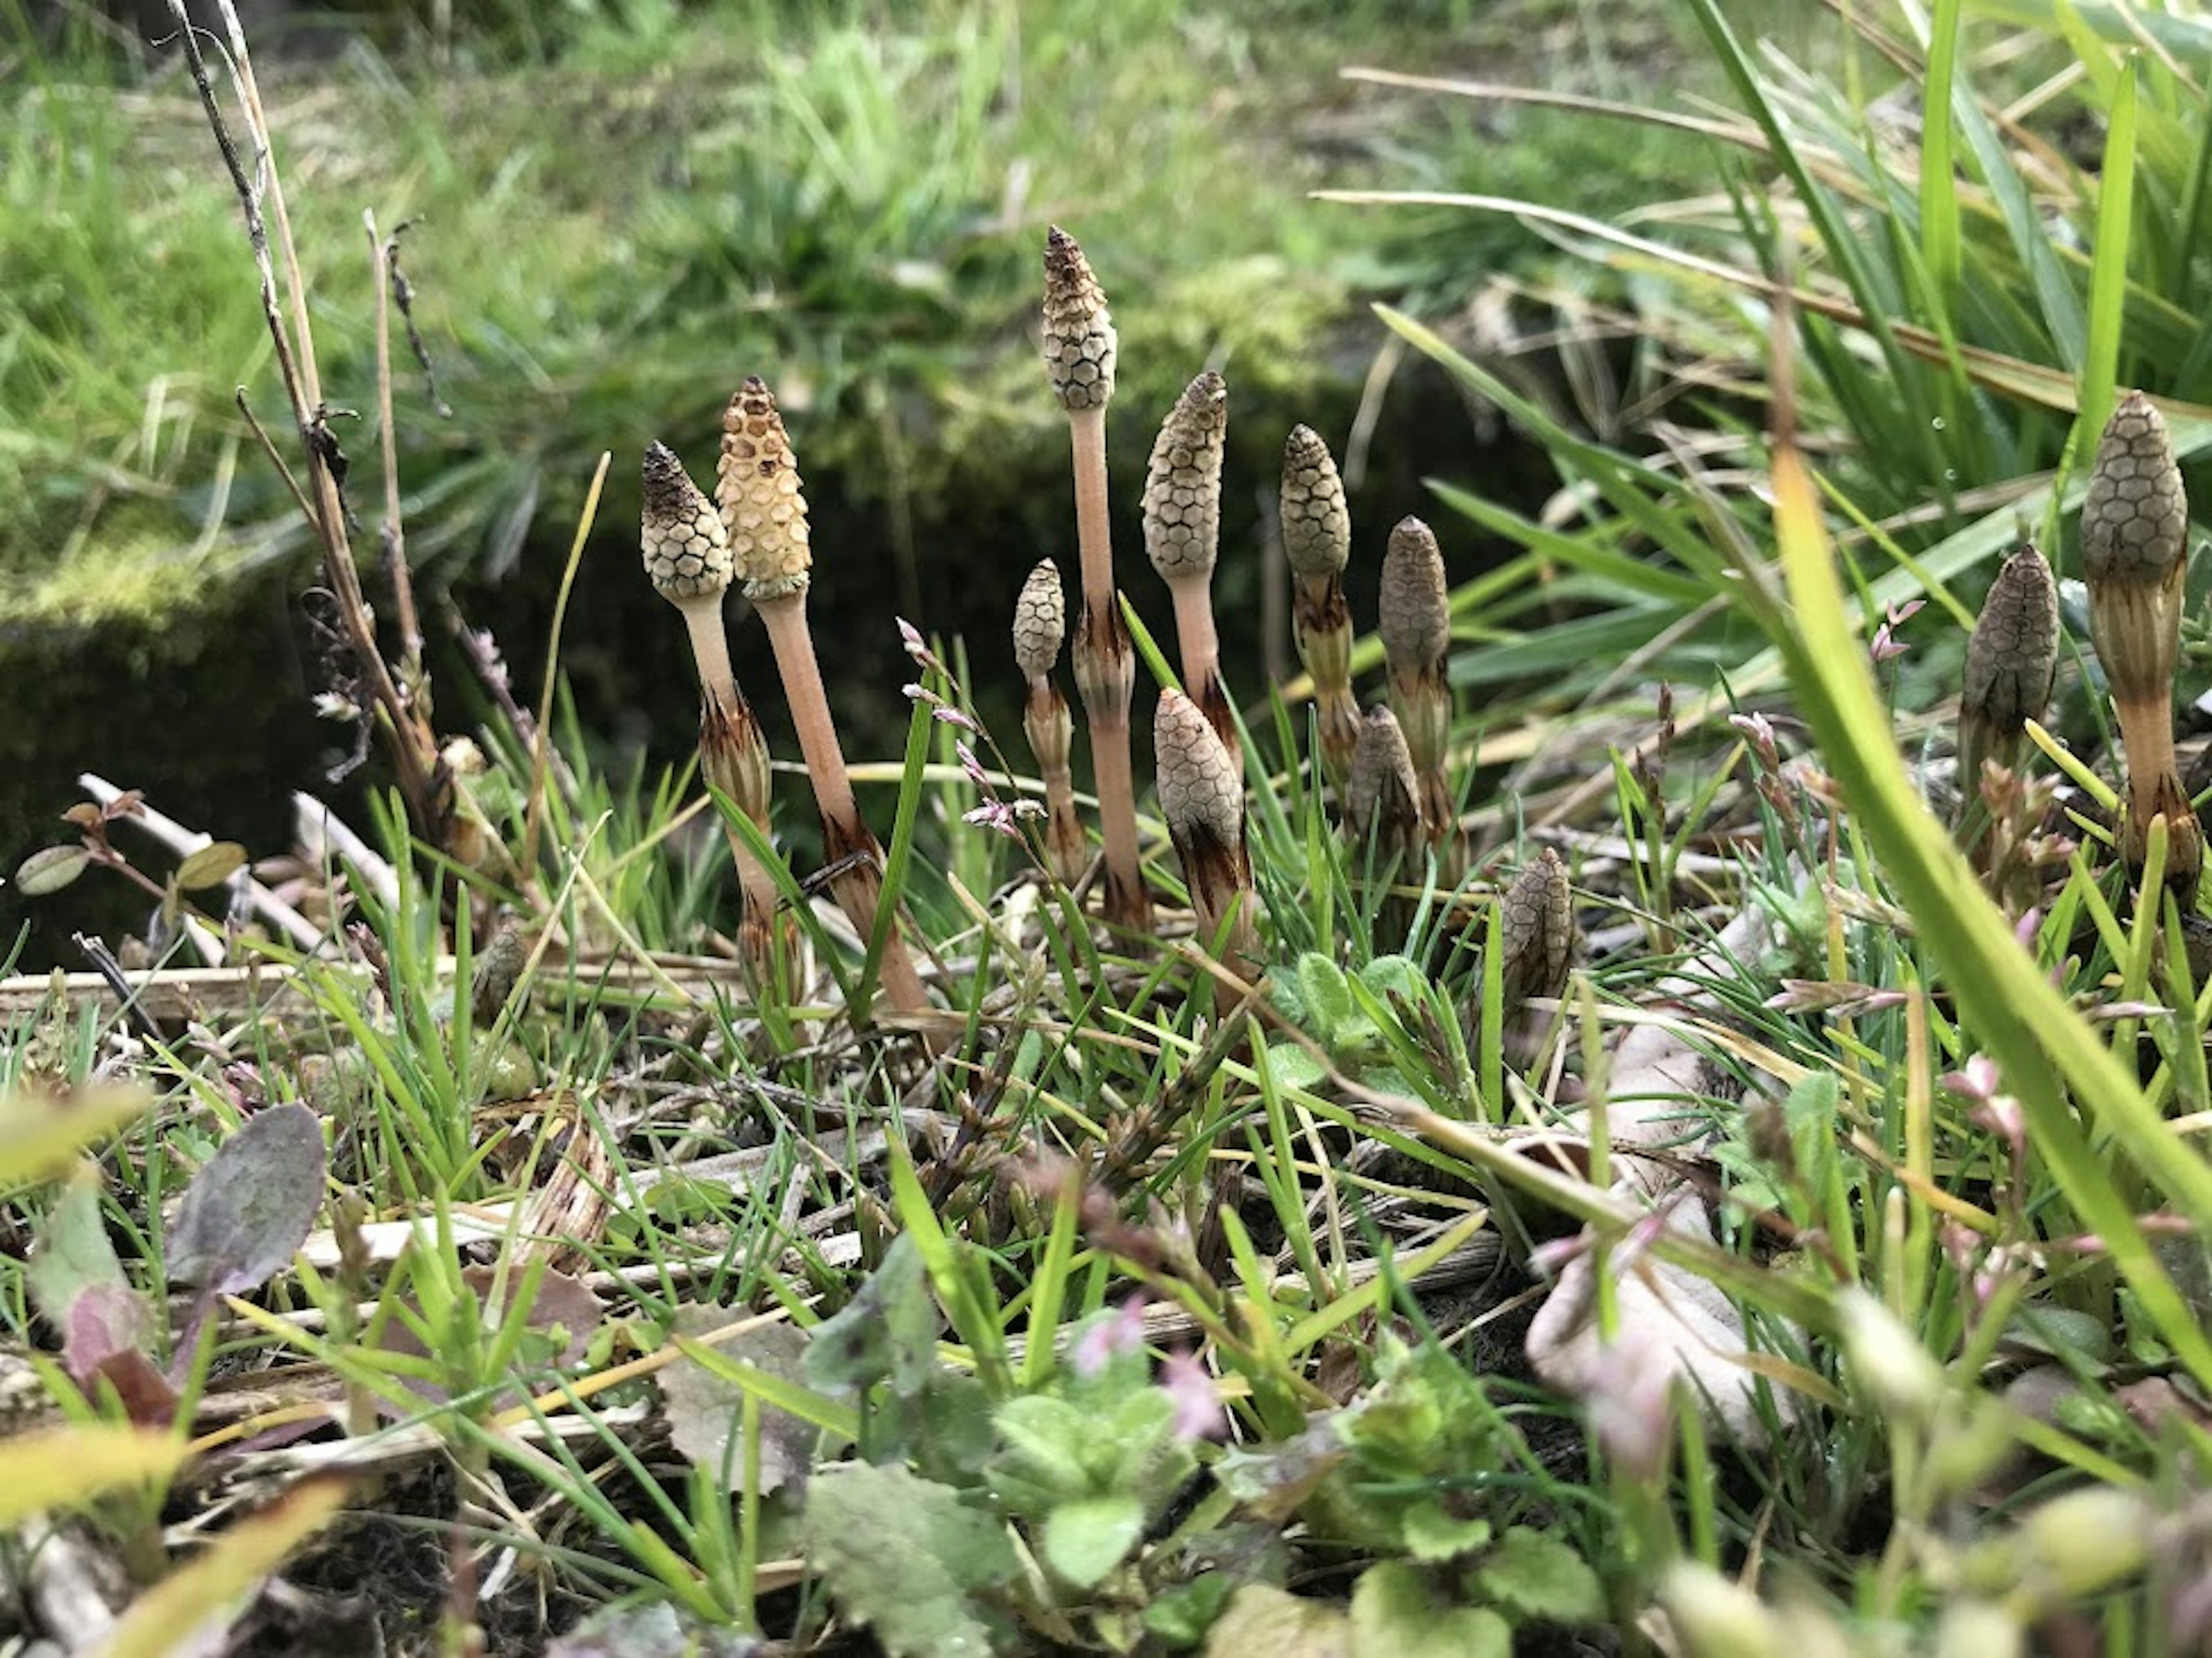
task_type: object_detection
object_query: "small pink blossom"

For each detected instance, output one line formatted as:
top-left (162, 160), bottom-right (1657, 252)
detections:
top-left (1161, 1348), bottom-right (1227, 1441)
top-left (1073, 1296), bottom-right (1147, 1378)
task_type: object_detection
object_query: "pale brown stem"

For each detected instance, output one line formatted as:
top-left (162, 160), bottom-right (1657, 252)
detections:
top-left (2115, 695), bottom-right (2202, 895)
top-left (1294, 575), bottom-right (1359, 787)
top-left (365, 213), bottom-right (422, 677)
top-left (677, 600), bottom-right (782, 984)
top-left (1067, 404), bottom-right (1149, 931)
top-left (755, 595), bottom-right (934, 1027)
top-left (1024, 680), bottom-right (1087, 886)
top-left (1169, 575), bottom-right (1238, 773)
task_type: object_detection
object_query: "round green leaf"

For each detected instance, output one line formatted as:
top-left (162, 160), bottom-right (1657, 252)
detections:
top-left (1041, 1493), bottom-right (1145, 1587)
top-left (15, 845), bottom-right (90, 897)
top-left (175, 841), bottom-right (248, 891)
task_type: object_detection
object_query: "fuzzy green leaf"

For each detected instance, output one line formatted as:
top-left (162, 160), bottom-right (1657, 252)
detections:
top-left (803, 1463), bottom-right (1016, 1658)
top-left (173, 840), bottom-right (248, 891)
top-left (1350, 1561), bottom-right (1510, 1658)
top-left (1295, 954), bottom-right (1355, 1046)
top-left (1470, 1528), bottom-right (1603, 1626)
top-left (1042, 1492), bottom-right (1145, 1587)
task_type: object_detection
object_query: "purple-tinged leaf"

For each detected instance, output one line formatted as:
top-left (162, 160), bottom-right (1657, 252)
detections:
top-left (168, 1104), bottom-right (326, 1295)
top-left (28, 1167), bottom-right (154, 1387)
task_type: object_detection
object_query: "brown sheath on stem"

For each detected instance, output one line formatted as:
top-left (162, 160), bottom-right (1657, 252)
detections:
top-left (1281, 424), bottom-right (1358, 785)
top-left (2082, 392), bottom-right (2200, 893)
top-left (1146, 370), bottom-right (1237, 767)
top-left (715, 381), bottom-right (935, 1033)
top-left (641, 442), bottom-right (782, 985)
top-left (1156, 689), bottom-right (1257, 1013)
top-left (1044, 227), bottom-right (1149, 930)
top-left (1014, 559), bottom-right (1088, 885)
top-left (1378, 516), bottom-right (1455, 838)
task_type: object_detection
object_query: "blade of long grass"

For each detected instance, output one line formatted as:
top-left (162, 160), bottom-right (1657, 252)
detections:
top-left (2062, 50), bottom-right (2139, 540)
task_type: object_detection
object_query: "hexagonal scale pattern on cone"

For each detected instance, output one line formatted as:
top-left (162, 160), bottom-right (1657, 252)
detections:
top-left (1041, 226), bottom-right (1118, 412)
top-left (717, 378), bottom-right (812, 601)
top-left (1143, 371), bottom-right (1228, 581)
top-left (1963, 545), bottom-right (2058, 735)
top-left (640, 442), bottom-right (733, 603)
top-left (1280, 424), bottom-right (1350, 581)
top-left (1013, 560), bottom-right (1066, 680)
top-left (2082, 391), bottom-right (2186, 589)
top-left (1379, 517), bottom-right (1449, 672)
top-left (1154, 687), bottom-right (1242, 852)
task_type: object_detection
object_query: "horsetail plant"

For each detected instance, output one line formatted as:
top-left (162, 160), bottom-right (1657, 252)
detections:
top-left (2081, 392), bottom-right (2199, 897)
top-left (1043, 226), bottom-right (1149, 932)
top-left (1379, 516), bottom-right (1455, 844)
top-left (715, 378), bottom-right (934, 1034)
top-left (1956, 544), bottom-right (2058, 878)
top-left (1486, 846), bottom-right (1573, 1067)
top-left (639, 442), bottom-right (782, 986)
top-left (1344, 704), bottom-right (1424, 866)
top-left (1155, 688), bottom-right (1256, 1014)
top-left (1013, 559), bottom-right (1086, 886)
top-left (1345, 703), bottom-right (1425, 944)
top-left (1145, 369), bottom-right (1237, 769)
top-left (1280, 424), bottom-right (1358, 786)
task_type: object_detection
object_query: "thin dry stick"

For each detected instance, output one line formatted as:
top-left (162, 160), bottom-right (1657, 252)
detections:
top-left (1156, 688), bottom-right (1257, 1016)
top-left (717, 378), bottom-right (934, 1035)
top-left (641, 443), bottom-right (783, 987)
top-left (1013, 560), bottom-right (1087, 885)
top-left (1145, 369), bottom-right (1237, 770)
top-left (1378, 515), bottom-right (1455, 845)
top-left (173, 2), bottom-right (447, 846)
top-left (1281, 424), bottom-right (1358, 786)
top-left (1043, 226), bottom-right (1149, 932)
top-left (366, 210), bottom-right (423, 680)
top-left (2082, 391), bottom-right (2199, 897)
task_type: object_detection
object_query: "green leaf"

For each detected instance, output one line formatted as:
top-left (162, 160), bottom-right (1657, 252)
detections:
top-left (14, 845), bottom-right (89, 897)
top-left (1041, 1492), bottom-right (1145, 1587)
top-left (806, 1232), bottom-right (938, 1399)
top-left (26, 1167), bottom-right (151, 1384)
top-left (1204, 1585), bottom-right (1350, 1657)
top-left (173, 840), bottom-right (248, 891)
top-left (1401, 1502), bottom-right (1492, 1563)
top-left (1470, 1528), bottom-right (1604, 1626)
top-left (1143, 1572), bottom-right (1236, 1648)
top-left (1357, 955), bottom-right (1426, 1004)
top-left (802, 1463), bottom-right (1017, 1658)
top-left (1295, 954), bottom-right (1354, 1046)
top-left (1263, 1042), bottom-right (1328, 1092)
top-left (1350, 1561), bottom-right (1510, 1658)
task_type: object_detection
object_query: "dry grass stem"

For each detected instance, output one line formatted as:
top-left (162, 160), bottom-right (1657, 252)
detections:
top-left (1044, 226), bottom-right (1149, 931)
top-left (2081, 391), bottom-right (2199, 895)
top-left (717, 380), bottom-right (934, 1031)
top-left (171, 0), bottom-right (450, 851)
top-left (1281, 424), bottom-right (1358, 785)
top-left (1155, 688), bottom-right (1257, 1014)
top-left (641, 443), bottom-right (782, 984)
top-left (1145, 369), bottom-right (1237, 767)
top-left (1014, 560), bottom-right (1088, 885)
top-left (1378, 515), bottom-right (1455, 841)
